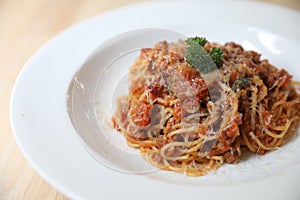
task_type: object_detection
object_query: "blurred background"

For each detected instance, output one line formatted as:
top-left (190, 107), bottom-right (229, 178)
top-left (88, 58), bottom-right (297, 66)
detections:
top-left (0, 0), bottom-right (299, 199)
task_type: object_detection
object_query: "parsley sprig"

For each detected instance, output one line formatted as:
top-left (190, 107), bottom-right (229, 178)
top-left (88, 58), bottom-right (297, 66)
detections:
top-left (211, 47), bottom-right (223, 68)
top-left (186, 36), bottom-right (207, 47)
top-left (185, 36), bottom-right (223, 74)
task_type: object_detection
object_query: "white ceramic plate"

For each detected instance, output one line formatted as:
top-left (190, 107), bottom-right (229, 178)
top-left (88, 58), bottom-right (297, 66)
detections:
top-left (10, 1), bottom-right (300, 200)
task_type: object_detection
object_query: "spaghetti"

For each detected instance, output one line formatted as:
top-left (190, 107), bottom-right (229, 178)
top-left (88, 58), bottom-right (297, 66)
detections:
top-left (112, 39), bottom-right (300, 176)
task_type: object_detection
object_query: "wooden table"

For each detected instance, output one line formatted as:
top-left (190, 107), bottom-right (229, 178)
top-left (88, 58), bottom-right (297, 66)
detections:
top-left (0, 0), bottom-right (299, 199)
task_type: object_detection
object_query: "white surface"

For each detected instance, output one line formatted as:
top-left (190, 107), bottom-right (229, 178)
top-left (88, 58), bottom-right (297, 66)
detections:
top-left (10, 1), bottom-right (300, 200)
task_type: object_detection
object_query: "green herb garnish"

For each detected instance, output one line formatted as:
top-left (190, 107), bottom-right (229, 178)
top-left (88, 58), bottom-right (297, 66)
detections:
top-left (186, 36), bottom-right (207, 47)
top-left (232, 78), bottom-right (253, 92)
top-left (185, 39), bottom-right (217, 74)
top-left (211, 47), bottom-right (223, 68)
top-left (185, 36), bottom-right (223, 74)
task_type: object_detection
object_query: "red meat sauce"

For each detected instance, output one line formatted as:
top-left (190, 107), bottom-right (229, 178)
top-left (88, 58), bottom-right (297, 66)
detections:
top-left (113, 40), bottom-right (243, 163)
top-left (113, 39), bottom-right (300, 165)
top-left (128, 42), bottom-right (209, 128)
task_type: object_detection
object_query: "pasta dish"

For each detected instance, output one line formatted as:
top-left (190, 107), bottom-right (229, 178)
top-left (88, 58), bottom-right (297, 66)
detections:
top-left (112, 37), bottom-right (300, 176)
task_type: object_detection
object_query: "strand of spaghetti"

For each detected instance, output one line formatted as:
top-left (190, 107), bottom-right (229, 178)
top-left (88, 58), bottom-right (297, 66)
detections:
top-left (285, 116), bottom-right (300, 134)
top-left (126, 136), bottom-right (156, 146)
top-left (156, 97), bottom-right (179, 106)
top-left (158, 106), bottom-right (167, 127)
top-left (186, 158), bottom-right (223, 176)
top-left (160, 140), bottom-right (203, 161)
top-left (263, 119), bottom-right (291, 139)
top-left (161, 157), bottom-right (170, 166)
top-left (271, 99), bottom-right (287, 111)
top-left (147, 130), bottom-right (153, 139)
top-left (288, 99), bottom-right (300, 107)
top-left (182, 156), bottom-right (200, 163)
top-left (271, 122), bottom-right (292, 131)
top-left (166, 127), bottom-right (196, 137)
top-left (241, 131), bottom-right (256, 152)
top-left (156, 98), bottom-right (169, 106)
top-left (161, 159), bottom-right (182, 172)
top-left (173, 155), bottom-right (190, 161)
top-left (258, 103), bottom-right (288, 134)
top-left (163, 120), bottom-right (181, 134)
top-left (186, 171), bottom-right (208, 177)
top-left (205, 103), bottom-right (220, 126)
top-left (268, 80), bottom-right (279, 91)
top-left (167, 127), bottom-right (218, 140)
top-left (166, 163), bottom-right (185, 172)
top-left (290, 116), bottom-right (300, 123)
top-left (269, 137), bottom-right (279, 146)
top-left (140, 146), bottom-right (152, 154)
top-left (183, 112), bottom-right (209, 120)
top-left (198, 151), bottom-right (209, 158)
top-left (184, 139), bottom-right (204, 154)
top-left (210, 156), bottom-right (224, 162)
top-left (186, 160), bottom-right (213, 170)
top-left (181, 134), bottom-right (189, 143)
top-left (270, 137), bottom-right (283, 147)
top-left (165, 107), bottom-right (174, 115)
top-left (292, 81), bottom-right (300, 85)
top-left (273, 106), bottom-right (283, 122)
top-left (127, 107), bottom-right (137, 128)
top-left (257, 82), bottom-right (267, 102)
top-left (208, 158), bottom-right (217, 167)
top-left (157, 107), bottom-right (172, 131)
top-left (126, 142), bottom-right (141, 148)
top-left (151, 146), bottom-right (158, 150)
top-left (273, 85), bottom-right (280, 97)
top-left (165, 112), bottom-right (173, 122)
top-left (249, 132), bottom-right (274, 150)
top-left (257, 102), bottom-right (290, 135)
top-left (178, 121), bottom-right (200, 129)
top-left (185, 166), bottom-right (212, 176)
top-left (138, 91), bottom-right (147, 101)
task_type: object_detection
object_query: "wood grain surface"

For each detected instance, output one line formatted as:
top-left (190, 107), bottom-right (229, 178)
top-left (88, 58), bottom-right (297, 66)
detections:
top-left (0, 0), bottom-right (299, 199)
